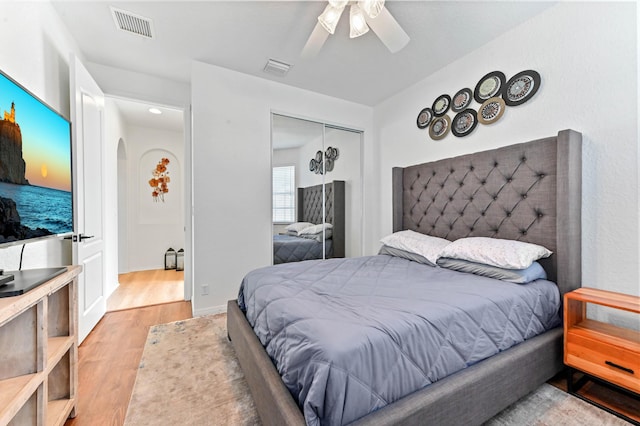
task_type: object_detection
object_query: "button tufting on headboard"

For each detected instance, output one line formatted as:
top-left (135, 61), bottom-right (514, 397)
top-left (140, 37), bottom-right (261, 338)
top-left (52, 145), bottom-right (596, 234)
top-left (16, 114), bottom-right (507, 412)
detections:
top-left (392, 130), bottom-right (583, 294)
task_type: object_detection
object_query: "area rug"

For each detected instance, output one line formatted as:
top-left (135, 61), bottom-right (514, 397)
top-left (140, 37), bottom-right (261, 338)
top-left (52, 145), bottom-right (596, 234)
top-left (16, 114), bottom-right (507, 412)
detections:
top-left (125, 315), bottom-right (630, 426)
top-left (124, 314), bottom-right (260, 425)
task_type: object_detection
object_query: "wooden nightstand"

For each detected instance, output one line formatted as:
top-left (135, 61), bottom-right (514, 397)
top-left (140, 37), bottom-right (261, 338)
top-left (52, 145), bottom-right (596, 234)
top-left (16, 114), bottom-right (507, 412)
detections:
top-left (564, 288), bottom-right (640, 424)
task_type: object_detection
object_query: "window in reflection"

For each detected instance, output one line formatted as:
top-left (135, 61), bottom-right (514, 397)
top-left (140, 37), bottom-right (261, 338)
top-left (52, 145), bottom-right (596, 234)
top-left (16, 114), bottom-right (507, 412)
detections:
top-left (273, 165), bottom-right (295, 223)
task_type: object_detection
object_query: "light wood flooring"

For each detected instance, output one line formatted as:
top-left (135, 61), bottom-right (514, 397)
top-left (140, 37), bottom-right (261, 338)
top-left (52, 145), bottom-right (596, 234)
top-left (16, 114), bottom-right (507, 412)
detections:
top-left (65, 301), bottom-right (193, 426)
top-left (108, 269), bottom-right (184, 311)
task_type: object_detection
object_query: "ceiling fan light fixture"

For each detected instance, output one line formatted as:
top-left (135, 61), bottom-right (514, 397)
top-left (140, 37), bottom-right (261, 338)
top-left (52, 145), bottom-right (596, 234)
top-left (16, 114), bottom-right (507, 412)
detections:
top-left (360, 0), bottom-right (385, 19)
top-left (328, 0), bottom-right (349, 8)
top-left (349, 4), bottom-right (369, 38)
top-left (318, 4), bottom-right (345, 34)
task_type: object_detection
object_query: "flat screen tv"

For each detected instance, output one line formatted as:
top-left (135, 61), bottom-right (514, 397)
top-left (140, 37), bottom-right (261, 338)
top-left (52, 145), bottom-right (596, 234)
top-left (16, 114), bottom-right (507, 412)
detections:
top-left (0, 69), bottom-right (73, 247)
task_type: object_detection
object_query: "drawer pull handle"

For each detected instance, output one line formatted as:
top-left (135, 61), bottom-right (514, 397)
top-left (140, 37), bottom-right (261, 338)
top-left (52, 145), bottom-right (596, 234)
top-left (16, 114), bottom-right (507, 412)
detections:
top-left (605, 360), bottom-right (634, 374)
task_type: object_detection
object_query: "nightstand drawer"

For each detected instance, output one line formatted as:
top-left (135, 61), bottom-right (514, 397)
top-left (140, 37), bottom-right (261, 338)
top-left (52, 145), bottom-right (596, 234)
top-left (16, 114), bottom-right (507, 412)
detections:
top-left (566, 332), bottom-right (640, 394)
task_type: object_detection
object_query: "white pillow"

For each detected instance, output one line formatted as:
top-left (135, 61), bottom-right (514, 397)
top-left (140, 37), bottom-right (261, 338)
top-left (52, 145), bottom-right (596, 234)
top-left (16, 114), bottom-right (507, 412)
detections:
top-left (438, 237), bottom-right (552, 270)
top-left (299, 223), bottom-right (333, 235)
top-left (285, 222), bottom-right (315, 234)
top-left (380, 230), bottom-right (450, 266)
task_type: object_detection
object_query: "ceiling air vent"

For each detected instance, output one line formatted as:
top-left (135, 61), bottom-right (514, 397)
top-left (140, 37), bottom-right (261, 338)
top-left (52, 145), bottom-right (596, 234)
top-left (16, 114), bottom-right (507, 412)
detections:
top-left (263, 59), bottom-right (292, 77)
top-left (111, 7), bottom-right (154, 39)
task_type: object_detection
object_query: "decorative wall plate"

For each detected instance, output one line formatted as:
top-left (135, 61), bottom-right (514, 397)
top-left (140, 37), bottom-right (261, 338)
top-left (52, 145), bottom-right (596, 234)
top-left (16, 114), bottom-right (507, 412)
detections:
top-left (309, 158), bottom-right (317, 171)
top-left (325, 158), bottom-right (334, 172)
top-left (416, 107), bottom-right (433, 129)
top-left (324, 146), bottom-right (339, 160)
top-left (503, 70), bottom-right (541, 106)
top-left (473, 71), bottom-right (506, 103)
top-left (452, 109), bottom-right (478, 137)
top-left (478, 97), bottom-right (506, 125)
top-left (432, 94), bottom-right (451, 117)
top-left (315, 150), bottom-right (323, 162)
top-left (429, 115), bottom-right (451, 140)
top-left (451, 88), bottom-right (473, 112)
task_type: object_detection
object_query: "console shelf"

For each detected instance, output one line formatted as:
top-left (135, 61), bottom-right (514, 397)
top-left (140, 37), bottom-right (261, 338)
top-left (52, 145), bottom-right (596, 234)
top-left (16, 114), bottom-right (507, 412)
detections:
top-left (0, 266), bottom-right (81, 426)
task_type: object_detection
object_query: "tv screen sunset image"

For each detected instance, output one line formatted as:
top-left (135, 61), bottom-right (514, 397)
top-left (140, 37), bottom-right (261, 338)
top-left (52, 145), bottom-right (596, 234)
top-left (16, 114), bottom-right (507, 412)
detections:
top-left (0, 71), bottom-right (73, 243)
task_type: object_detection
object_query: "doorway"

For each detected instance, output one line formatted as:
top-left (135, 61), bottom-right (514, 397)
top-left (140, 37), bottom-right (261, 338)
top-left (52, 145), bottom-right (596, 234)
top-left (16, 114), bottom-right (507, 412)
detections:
top-left (107, 96), bottom-right (186, 311)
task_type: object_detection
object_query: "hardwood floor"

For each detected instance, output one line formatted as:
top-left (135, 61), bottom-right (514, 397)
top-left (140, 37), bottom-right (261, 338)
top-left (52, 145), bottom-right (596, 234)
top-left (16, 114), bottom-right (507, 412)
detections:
top-left (108, 269), bottom-right (184, 311)
top-left (65, 301), bottom-right (192, 426)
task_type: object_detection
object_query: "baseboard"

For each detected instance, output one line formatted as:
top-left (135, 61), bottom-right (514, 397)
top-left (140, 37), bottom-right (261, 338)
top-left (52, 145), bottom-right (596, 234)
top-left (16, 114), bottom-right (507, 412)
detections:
top-left (193, 304), bottom-right (226, 317)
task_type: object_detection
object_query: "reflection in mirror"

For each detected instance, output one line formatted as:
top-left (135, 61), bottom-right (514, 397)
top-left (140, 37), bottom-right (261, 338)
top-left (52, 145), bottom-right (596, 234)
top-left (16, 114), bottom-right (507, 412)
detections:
top-left (271, 114), bottom-right (362, 264)
top-left (323, 125), bottom-right (362, 259)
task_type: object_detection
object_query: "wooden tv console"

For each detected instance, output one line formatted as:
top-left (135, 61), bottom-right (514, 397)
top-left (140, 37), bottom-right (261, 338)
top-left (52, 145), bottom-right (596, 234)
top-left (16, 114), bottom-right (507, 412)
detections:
top-left (0, 265), bottom-right (81, 425)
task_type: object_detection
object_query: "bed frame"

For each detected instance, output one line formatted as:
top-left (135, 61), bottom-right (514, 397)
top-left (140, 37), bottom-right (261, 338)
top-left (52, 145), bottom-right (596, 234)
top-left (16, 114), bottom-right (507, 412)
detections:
top-left (296, 180), bottom-right (345, 258)
top-left (228, 129), bottom-right (582, 425)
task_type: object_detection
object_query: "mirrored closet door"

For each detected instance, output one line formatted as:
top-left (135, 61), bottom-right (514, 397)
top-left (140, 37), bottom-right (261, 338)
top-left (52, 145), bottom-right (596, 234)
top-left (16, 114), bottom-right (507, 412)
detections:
top-left (271, 113), bottom-right (362, 264)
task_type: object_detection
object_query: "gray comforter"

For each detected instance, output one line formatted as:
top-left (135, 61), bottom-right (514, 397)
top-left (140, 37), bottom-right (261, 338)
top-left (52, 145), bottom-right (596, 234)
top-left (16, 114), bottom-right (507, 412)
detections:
top-left (273, 234), bottom-right (333, 264)
top-left (238, 255), bottom-right (561, 426)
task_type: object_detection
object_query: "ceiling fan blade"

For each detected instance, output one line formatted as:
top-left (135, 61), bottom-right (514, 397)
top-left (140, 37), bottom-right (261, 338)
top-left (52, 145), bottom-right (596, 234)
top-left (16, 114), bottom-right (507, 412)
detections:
top-left (365, 7), bottom-right (410, 53)
top-left (301, 22), bottom-right (330, 59)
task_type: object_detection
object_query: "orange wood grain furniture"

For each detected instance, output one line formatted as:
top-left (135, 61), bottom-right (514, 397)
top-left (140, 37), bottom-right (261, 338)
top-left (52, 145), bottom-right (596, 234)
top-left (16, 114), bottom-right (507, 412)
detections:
top-left (564, 287), bottom-right (640, 424)
top-left (0, 266), bottom-right (81, 426)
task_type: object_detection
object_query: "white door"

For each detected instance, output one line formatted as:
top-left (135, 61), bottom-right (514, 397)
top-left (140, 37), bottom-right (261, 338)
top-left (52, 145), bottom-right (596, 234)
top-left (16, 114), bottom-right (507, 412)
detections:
top-left (70, 54), bottom-right (106, 344)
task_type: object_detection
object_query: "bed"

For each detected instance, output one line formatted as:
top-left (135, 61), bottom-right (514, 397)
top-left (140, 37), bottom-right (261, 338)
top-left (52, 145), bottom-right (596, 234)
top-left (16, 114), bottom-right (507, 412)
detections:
top-left (229, 129), bottom-right (582, 425)
top-left (273, 180), bottom-right (345, 264)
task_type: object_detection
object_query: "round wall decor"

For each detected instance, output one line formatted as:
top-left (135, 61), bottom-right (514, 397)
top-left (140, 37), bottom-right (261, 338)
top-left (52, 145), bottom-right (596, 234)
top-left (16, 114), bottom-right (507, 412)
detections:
top-left (429, 115), bottom-right (451, 140)
top-left (451, 88), bottom-right (472, 112)
top-left (416, 107), bottom-right (433, 129)
top-left (474, 71), bottom-right (506, 103)
top-left (478, 97), bottom-right (506, 125)
top-left (432, 94), bottom-right (451, 117)
top-left (503, 70), bottom-right (541, 106)
top-left (325, 146), bottom-right (339, 160)
top-left (452, 109), bottom-right (478, 137)
top-left (325, 158), bottom-right (334, 172)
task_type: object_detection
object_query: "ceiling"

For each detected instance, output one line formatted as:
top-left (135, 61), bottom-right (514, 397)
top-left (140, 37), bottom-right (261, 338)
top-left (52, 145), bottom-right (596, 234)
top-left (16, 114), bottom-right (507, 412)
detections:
top-left (51, 1), bottom-right (554, 133)
top-left (109, 96), bottom-right (184, 132)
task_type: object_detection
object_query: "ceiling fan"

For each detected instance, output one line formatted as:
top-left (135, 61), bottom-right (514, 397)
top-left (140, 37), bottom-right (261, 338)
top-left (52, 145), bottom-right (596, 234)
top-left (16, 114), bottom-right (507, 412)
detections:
top-left (302, 0), bottom-right (410, 58)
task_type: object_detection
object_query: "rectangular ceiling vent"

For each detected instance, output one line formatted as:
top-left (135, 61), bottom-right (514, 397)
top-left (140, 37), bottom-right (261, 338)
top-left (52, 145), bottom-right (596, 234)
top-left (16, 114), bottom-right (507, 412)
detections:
top-left (111, 7), bottom-right (154, 39)
top-left (263, 59), bottom-right (292, 77)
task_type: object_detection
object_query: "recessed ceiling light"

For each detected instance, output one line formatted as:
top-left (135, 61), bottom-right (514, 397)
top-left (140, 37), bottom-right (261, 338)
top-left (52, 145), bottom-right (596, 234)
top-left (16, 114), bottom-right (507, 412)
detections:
top-left (149, 108), bottom-right (162, 115)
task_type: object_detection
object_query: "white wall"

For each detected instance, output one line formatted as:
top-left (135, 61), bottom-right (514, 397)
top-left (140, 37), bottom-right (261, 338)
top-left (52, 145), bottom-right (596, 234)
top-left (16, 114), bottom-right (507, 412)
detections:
top-left (87, 62), bottom-right (190, 109)
top-left (191, 61), bottom-right (373, 314)
top-left (0, 2), bottom-right (81, 270)
top-left (104, 98), bottom-right (127, 295)
top-left (373, 3), bottom-right (638, 299)
top-left (122, 125), bottom-right (185, 271)
top-left (117, 138), bottom-right (128, 274)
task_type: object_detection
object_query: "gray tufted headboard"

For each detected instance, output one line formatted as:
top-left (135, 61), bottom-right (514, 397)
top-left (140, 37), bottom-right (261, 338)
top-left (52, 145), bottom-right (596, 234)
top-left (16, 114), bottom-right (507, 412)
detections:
top-left (393, 129), bottom-right (582, 295)
top-left (297, 180), bottom-right (345, 258)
